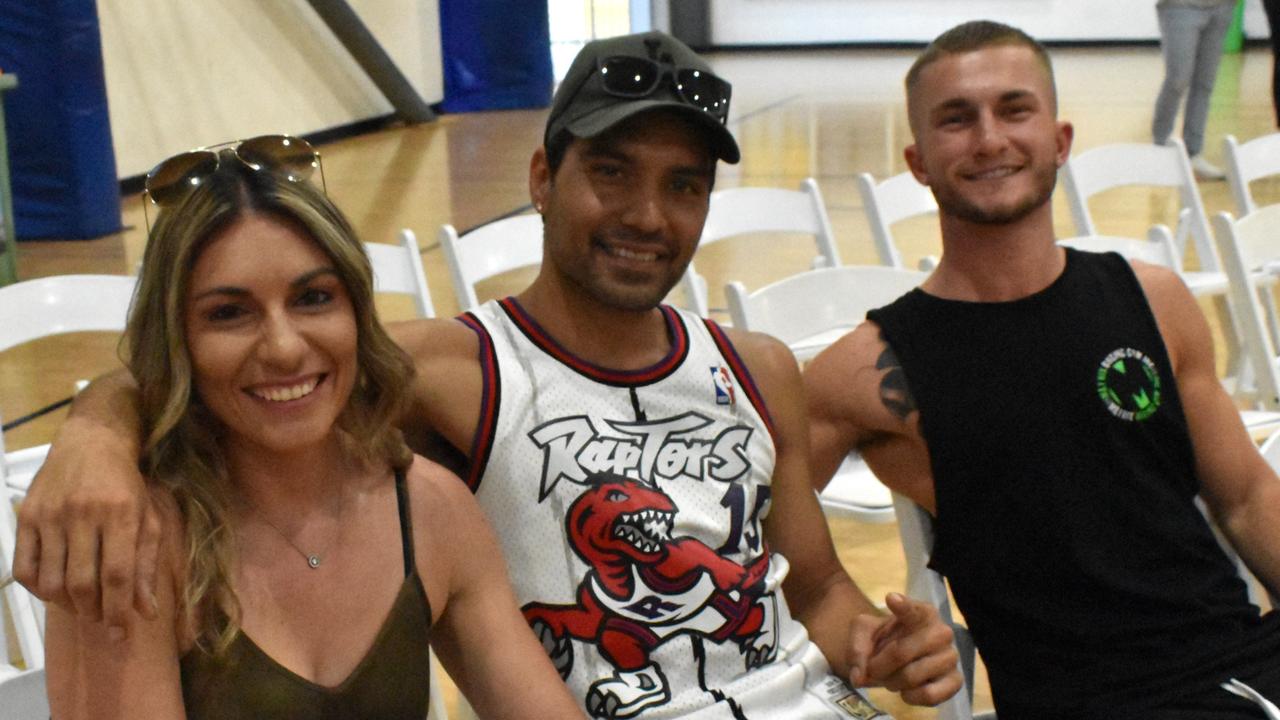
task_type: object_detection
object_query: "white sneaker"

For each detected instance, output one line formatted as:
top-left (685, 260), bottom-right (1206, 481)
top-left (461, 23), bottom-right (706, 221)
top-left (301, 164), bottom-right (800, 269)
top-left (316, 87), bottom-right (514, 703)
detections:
top-left (1190, 155), bottom-right (1226, 181)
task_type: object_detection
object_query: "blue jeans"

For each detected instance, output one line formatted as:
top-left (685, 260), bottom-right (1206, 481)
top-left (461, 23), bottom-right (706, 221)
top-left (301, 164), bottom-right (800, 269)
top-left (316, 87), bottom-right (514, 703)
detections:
top-left (1152, 2), bottom-right (1235, 156)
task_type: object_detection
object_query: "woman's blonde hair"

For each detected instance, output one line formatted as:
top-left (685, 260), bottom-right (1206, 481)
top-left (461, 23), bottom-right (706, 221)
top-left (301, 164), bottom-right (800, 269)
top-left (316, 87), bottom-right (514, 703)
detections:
top-left (125, 153), bottom-right (415, 652)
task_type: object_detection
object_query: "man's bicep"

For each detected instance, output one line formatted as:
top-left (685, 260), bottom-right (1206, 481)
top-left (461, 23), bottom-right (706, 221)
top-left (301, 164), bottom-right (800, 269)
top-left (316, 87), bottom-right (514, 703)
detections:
top-left (1137, 266), bottom-right (1255, 501)
top-left (804, 323), bottom-right (908, 480)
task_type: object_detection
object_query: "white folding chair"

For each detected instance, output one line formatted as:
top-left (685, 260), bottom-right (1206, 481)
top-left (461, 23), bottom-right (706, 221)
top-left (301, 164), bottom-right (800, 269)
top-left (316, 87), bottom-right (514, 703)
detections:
top-left (1212, 207), bottom-right (1280, 412)
top-left (0, 274), bottom-right (138, 356)
top-left (364, 232), bottom-right (448, 718)
top-left (726, 266), bottom-right (925, 522)
top-left (0, 438), bottom-right (45, 674)
top-left (0, 274), bottom-right (138, 496)
top-left (1224, 132), bottom-right (1280, 218)
top-left (892, 495), bottom-right (988, 720)
top-left (365, 229), bottom-right (435, 319)
top-left (1060, 140), bottom-right (1248, 386)
top-left (0, 276), bottom-right (132, 687)
top-left (439, 214), bottom-right (544, 312)
top-left (681, 178), bottom-right (841, 318)
top-left (855, 170), bottom-right (940, 271)
top-left (1060, 139), bottom-right (1219, 274)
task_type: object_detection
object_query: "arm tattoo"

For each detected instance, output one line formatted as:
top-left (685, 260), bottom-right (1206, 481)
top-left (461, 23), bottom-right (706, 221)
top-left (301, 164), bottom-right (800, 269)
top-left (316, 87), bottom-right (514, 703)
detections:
top-left (875, 333), bottom-right (917, 421)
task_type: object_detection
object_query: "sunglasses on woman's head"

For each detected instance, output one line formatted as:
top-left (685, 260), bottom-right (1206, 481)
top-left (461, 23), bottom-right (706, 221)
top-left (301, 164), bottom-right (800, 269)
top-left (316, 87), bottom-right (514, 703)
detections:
top-left (142, 135), bottom-right (325, 232)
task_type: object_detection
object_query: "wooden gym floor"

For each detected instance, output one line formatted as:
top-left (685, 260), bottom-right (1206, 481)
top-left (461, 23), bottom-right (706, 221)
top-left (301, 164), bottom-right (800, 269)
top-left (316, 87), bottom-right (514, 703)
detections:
top-left (5, 43), bottom-right (1280, 717)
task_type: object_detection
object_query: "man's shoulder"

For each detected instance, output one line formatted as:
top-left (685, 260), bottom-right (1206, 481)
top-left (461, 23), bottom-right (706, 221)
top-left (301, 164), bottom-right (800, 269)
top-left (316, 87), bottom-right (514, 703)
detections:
top-left (805, 320), bottom-right (915, 433)
top-left (390, 316), bottom-right (483, 367)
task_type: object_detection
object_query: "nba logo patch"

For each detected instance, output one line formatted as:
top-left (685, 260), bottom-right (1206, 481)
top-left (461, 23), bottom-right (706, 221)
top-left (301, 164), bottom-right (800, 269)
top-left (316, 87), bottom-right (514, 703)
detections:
top-left (711, 366), bottom-right (735, 406)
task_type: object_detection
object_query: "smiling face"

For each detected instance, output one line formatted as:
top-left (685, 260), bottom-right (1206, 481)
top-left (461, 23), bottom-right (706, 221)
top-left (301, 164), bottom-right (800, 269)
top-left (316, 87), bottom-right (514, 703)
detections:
top-left (530, 110), bottom-right (715, 312)
top-left (183, 212), bottom-right (358, 459)
top-left (904, 44), bottom-right (1072, 227)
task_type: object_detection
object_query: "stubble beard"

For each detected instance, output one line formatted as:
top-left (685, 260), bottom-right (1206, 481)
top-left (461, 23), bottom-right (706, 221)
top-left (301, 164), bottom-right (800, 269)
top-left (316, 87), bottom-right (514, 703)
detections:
top-left (560, 233), bottom-right (688, 313)
top-left (935, 164), bottom-right (1058, 226)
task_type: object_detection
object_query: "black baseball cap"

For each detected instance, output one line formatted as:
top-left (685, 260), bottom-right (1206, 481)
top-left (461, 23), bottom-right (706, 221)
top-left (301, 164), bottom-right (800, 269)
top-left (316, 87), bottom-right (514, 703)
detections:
top-left (544, 31), bottom-right (740, 164)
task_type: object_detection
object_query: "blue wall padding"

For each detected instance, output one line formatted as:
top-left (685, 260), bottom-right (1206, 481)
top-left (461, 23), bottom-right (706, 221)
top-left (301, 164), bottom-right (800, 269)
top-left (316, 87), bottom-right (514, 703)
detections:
top-left (439, 0), bottom-right (553, 112)
top-left (0, 0), bottom-right (121, 239)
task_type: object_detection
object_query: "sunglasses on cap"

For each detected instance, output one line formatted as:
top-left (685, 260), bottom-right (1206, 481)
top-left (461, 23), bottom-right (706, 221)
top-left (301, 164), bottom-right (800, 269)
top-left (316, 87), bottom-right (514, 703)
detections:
top-left (142, 135), bottom-right (325, 231)
top-left (596, 55), bottom-right (731, 124)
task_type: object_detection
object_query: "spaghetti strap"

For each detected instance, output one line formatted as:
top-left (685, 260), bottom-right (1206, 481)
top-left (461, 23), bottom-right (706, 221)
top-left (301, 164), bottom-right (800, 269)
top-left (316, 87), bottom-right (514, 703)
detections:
top-left (393, 467), bottom-right (415, 578)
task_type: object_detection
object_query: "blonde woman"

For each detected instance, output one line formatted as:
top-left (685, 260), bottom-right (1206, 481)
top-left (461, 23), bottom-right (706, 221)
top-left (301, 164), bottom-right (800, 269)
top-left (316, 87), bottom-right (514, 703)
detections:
top-left (44, 138), bottom-right (583, 719)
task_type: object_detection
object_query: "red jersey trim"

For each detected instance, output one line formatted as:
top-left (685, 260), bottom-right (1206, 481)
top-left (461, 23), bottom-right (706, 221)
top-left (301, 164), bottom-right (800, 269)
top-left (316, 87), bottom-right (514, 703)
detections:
top-left (703, 319), bottom-right (777, 443)
top-left (497, 297), bottom-right (690, 387)
top-left (456, 313), bottom-right (500, 493)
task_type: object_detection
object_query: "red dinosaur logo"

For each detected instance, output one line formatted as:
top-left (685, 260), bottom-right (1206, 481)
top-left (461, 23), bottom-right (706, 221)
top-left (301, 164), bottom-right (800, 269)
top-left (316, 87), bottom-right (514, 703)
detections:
top-left (522, 472), bottom-right (777, 719)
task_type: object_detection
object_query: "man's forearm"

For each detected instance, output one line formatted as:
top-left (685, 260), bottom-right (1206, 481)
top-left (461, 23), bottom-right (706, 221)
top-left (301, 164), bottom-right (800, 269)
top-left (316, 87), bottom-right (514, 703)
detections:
top-left (786, 570), bottom-right (881, 678)
top-left (1222, 480), bottom-right (1280, 600)
top-left (57, 369), bottom-right (144, 459)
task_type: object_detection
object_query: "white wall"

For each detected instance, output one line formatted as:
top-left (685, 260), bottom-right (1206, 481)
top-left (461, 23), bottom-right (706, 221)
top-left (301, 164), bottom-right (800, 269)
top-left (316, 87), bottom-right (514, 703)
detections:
top-left (709, 0), bottom-right (1270, 46)
top-left (96, 0), bottom-right (443, 178)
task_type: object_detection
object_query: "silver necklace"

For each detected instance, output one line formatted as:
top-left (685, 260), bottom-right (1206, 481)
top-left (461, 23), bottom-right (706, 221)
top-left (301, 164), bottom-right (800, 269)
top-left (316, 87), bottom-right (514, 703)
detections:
top-left (244, 494), bottom-right (345, 570)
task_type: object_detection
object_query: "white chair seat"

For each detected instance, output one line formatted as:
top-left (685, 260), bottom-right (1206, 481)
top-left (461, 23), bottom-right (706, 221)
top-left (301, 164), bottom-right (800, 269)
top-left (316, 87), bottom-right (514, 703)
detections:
top-left (725, 265), bottom-right (925, 523)
top-left (0, 667), bottom-right (48, 718)
top-left (787, 328), bottom-right (855, 363)
top-left (1181, 270), bottom-right (1229, 296)
top-left (817, 454), bottom-right (894, 523)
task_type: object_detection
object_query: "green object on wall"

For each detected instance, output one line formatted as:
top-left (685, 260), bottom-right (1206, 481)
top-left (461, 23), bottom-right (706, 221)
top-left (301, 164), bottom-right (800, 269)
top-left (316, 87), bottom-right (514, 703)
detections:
top-left (1224, 0), bottom-right (1245, 53)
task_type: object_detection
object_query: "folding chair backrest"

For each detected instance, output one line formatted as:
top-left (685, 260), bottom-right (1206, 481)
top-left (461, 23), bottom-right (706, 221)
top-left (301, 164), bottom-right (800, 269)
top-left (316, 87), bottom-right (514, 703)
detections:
top-left (728, 266), bottom-right (925, 524)
top-left (892, 494), bottom-right (980, 720)
top-left (726, 265), bottom-right (924, 361)
top-left (0, 274), bottom-right (137, 354)
top-left (0, 274), bottom-right (137, 495)
top-left (1212, 207), bottom-right (1280, 411)
top-left (439, 214), bottom-right (545, 312)
top-left (682, 178), bottom-right (841, 317)
top-left (1224, 132), bottom-right (1280, 217)
top-left (365, 229), bottom-right (435, 318)
top-left (1060, 139), bottom-right (1219, 272)
top-left (855, 171), bottom-right (939, 269)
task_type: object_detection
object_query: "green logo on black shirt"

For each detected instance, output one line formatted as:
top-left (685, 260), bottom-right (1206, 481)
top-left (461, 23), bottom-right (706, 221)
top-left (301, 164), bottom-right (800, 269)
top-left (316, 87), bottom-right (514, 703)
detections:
top-left (1096, 348), bottom-right (1162, 421)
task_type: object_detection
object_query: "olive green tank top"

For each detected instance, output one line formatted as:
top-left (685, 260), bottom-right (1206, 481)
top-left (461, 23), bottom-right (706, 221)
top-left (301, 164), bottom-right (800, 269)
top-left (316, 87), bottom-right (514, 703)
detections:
top-left (180, 468), bottom-right (434, 718)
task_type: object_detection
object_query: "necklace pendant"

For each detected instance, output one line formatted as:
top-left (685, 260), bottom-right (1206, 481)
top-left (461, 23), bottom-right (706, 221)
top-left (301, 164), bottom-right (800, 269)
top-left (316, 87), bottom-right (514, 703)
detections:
top-left (308, 555), bottom-right (321, 569)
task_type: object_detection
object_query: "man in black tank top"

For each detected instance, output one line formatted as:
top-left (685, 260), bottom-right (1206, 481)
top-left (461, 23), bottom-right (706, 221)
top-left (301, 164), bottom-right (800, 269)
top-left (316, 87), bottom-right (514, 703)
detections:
top-left (805, 20), bottom-right (1280, 720)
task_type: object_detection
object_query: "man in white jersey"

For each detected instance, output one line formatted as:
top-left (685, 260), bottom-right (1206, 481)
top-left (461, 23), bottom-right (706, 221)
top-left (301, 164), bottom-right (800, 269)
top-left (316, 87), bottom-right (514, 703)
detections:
top-left (15, 31), bottom-right (961, 717)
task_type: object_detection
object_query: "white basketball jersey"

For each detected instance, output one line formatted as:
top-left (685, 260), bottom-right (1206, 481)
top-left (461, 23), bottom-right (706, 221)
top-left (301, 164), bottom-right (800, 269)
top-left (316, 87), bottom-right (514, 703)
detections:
top-left (460, 299), bottom-right (883, 720)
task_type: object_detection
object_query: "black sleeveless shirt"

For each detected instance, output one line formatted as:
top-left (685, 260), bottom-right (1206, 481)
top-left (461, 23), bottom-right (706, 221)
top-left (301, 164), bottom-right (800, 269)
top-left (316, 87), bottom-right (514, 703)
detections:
top-left (868, 249), bottom-right (1278, 717)
top-left (180, 468), bottom-right (433, 719)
